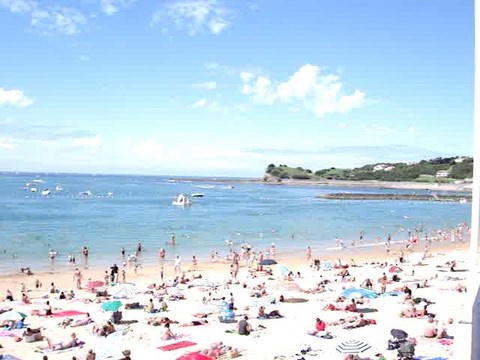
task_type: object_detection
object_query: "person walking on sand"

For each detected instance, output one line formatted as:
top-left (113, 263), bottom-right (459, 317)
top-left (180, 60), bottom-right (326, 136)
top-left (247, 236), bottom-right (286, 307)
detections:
top-left (73, 268), bottom-right (82, 289)
top-left (160, 266), bottom-right (164, 283)
top-left (174, 255), bottom-right (181, 274)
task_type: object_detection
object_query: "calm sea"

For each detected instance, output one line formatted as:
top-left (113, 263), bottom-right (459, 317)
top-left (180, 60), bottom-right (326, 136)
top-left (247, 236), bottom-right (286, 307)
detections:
top-left (0, 172), bottom-right (471, 273)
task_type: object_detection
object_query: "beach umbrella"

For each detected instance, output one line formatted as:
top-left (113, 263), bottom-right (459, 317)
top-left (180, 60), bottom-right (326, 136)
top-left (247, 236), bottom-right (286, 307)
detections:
top-left (259, 259), bottom-right (277, 266)
top-left (86, 280), bottom-right (104, 289)
top-left (389, 266), bottom-right (403, 274)
top-left (176, 353), bottom-right (212, 360)
top-left (341, 288), bottom-right (377, 299)
top-left (336, 339), bottom-right (371, 354)
top-left (390, 329), bottom-right (408, 340)
top-left (101, 300), bottom-right (122, 312)
top-left (0, 310), bottom-right (27, 321)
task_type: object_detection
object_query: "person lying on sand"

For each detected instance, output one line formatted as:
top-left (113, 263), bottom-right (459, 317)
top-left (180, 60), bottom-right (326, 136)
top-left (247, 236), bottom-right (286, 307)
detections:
top-left (37, 332), bottom-right (79, 351)
top-left (70, 313), bottom-right (92, 327)
top-left (23, 327), bottom-right (43, 343)
top-left (180, 319), bottom-right (209, 327)
top-left (324, 299), bottom-right (357, 312)
top-left (147, 316), bottom-right (177, 326)
top-left (257, 306), bottom-right (282, 319)
top-left (92, 321), bottom-right (115, 337)
top-left (343, 313), bottom-right (373, 329)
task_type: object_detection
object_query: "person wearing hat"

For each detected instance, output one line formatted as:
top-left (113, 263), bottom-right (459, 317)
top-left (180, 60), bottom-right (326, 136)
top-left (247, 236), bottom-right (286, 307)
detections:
top-left (120, 349), bottom-right (131, 360)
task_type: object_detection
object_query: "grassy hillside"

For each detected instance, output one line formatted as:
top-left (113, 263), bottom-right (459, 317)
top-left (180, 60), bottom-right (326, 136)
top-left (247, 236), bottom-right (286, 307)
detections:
top-left (264, 157), bottom-right (473, 183)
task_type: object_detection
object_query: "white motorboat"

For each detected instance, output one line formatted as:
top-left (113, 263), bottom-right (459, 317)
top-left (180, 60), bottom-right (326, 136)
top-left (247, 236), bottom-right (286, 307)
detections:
top-left (30, 187), bottom-right (37, 193)
top-left (191, 193), bottom-right (204, 198)
top-left (55, 185), bottom-right (63, 192)
top-left (79, 191), bottom-right (92, 196)
top-left (41, 189), bottom-right (51, 196)
top-left (172, 193), bottom-right (192, 206)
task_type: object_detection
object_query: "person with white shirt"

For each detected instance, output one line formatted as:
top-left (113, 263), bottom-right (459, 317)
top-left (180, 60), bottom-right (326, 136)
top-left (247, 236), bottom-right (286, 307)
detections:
top-left (174, 255), bottom-right (181, 274)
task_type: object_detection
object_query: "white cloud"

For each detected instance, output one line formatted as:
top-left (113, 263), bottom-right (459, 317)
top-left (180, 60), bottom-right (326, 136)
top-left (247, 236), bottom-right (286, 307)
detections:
top-left (0, 88), bottom-right (33, 107)
top-left (240, 71), bottom-right (253, 82)
top-left (0, 0), bottom-right (87, 35)
top-left (192, 98), bottom-right (207, 108)
top-left (71, 136), bottom-right (102, 148)
top-left (79, 55), bottom-right (90, 61)
top-left (100, 0), bottom-right (135, 16)
top-left (240, 64), bottom-right (367, 117)
top-left (152, 0), bottom-right (232, 35)
top-left (0, 138), bottom-right (17, 150)
top-left (192, 81), bottom-right (217, 90)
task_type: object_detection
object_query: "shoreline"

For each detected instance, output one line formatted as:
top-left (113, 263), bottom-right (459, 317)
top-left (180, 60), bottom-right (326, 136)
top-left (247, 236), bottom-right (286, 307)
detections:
top-left (170, 177), bottom-right (473, 192)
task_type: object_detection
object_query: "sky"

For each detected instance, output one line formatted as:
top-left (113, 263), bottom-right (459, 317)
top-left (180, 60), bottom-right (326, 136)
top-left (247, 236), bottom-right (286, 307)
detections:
top-left (0, 0), bottom-right (474, 177)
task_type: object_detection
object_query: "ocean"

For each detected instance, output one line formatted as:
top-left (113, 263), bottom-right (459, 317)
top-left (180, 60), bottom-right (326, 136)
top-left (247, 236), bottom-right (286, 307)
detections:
top-left (0, 172), bottom-right (471, 273)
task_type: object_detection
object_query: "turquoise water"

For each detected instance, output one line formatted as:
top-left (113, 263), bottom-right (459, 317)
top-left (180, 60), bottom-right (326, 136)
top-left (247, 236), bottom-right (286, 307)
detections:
top-left (0, 172), bottom-right (471, 273)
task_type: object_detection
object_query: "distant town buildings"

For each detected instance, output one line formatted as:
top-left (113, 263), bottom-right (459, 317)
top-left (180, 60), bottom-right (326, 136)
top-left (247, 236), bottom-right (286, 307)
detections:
top-left (373, 164), bottom-right (396, 172)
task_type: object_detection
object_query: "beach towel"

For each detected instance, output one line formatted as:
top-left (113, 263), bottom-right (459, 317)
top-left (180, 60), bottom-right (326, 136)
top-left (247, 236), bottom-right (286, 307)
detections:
top-left (0, 355), bottom-right (22, 360)
top-left (159, 340), bottom-right (197, 351)
top-left (281, 298), bottom-right (308, 303)
top-left (414, 357), bottom-right (448, 360)
top-left (49, 310), bottom-right (87, 317)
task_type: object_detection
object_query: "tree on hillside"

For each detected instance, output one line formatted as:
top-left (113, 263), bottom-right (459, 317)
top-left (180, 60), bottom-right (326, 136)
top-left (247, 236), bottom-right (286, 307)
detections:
top-left (265, 164), bottom-right (276, 173)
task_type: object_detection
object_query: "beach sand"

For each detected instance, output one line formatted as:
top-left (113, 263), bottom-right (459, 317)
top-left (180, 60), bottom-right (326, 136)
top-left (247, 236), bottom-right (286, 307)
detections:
top-left (0, 240), bottom-right (471, 360)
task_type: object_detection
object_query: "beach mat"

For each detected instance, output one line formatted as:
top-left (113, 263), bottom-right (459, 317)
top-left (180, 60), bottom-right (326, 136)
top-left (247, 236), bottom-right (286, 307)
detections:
top-left (281, 298), bottom-right (308, 303)
top-left (159, 340), bottom-right (197, 351)
top-left (49, 310), bottom-right (87, 317)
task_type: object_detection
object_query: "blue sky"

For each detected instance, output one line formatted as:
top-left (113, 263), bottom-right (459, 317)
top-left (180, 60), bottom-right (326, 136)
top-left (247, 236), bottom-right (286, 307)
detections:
top-left (0, 0), bottom-right (474, 176)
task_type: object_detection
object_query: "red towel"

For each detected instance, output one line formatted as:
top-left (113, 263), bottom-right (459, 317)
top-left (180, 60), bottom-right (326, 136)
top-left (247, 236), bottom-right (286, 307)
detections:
top-left (49, 310), bottom-right (87, 317)
top-left (159, 340), bottom-right (197, 351)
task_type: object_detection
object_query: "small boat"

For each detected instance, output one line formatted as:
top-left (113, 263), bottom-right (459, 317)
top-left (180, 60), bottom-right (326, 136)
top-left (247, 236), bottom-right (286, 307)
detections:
top-left (32, 179), bottom-right (43, 183)
top-left (30, 187), bottom-right (37, 193)
top-left (55, 185), bottom-right (63, 191)
top-left (459, 198), bottom-right (468, 204)
top-left (79, 191), bottom-right (92, 196)
top-left (41, 189), bottom-right (51, 196)
top-left (191, 193), bottom-right (204, 198)
top-left (172, 193), bottom-right (192, 206)
top-left (107, 192), bottom-right (114, 197)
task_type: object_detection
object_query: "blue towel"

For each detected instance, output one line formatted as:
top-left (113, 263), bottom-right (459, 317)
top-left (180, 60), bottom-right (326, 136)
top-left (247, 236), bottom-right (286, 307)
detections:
top-left (414, 356), bottom-right (448, 360)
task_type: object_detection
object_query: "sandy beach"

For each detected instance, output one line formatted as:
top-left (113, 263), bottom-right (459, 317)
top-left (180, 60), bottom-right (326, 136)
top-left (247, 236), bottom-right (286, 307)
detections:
top-left (0, 238), bottom-right (471, 360)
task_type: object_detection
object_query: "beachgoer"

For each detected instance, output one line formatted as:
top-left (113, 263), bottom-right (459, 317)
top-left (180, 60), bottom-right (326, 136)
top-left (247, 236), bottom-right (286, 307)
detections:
top-left (161, 323), bottom-right (175, 340)
top-left (237, 316), bottom-right (252, 335)
top-left (174, 255), bottom-right (181, 274)
top-left (73, 268), bottom-right (82, 289)
top-left (120, 350), bottom-right (131, 360)
top-left (308, 318), bottom-right (326, 336)
top-left (38, 332), bottom-right (79, 351)
top-left (86, 349), bottom-right (96, 360)
top-left (306, 246), bottom-right (312, 261)
top-left (424, 318), bottom-right (438, 338)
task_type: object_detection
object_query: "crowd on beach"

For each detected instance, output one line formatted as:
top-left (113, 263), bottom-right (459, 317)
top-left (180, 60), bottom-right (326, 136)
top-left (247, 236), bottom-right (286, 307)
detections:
top-left (0, 223), bottom-right (471, 360)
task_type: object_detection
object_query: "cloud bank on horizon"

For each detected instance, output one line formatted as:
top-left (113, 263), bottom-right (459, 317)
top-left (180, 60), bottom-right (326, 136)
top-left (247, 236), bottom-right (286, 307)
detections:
top-left (0, 0), bottom-right (473, 176)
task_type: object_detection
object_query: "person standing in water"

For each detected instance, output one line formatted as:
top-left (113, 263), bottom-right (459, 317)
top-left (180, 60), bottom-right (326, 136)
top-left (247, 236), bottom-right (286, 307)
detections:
top-left (121, 247), bottom-right (125, 258)
top-left (137, 242), bottom-right (142, 253)
top-left (170, 233), bottom-right (176, 246)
